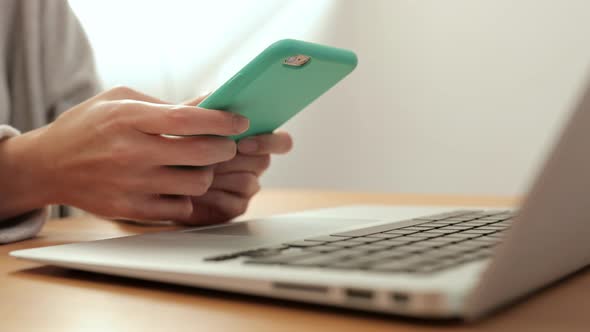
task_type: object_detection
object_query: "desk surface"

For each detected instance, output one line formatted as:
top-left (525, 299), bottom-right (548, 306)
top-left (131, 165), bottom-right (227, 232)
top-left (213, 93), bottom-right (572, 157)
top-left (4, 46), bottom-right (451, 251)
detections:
top-left (1, 189), bottom-right (588, 332)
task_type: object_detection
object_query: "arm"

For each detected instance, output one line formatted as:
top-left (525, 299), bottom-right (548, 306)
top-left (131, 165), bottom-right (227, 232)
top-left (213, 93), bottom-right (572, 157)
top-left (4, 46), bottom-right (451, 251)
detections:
top-left (0, 0), bottom-right (99, 243)
top-left (0, 125), bottom-right (50, 243)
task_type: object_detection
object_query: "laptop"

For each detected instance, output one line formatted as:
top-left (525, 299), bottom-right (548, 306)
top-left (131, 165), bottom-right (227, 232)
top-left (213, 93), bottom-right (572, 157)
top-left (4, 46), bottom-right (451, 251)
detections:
top-left (10, 84), bottom-right (590, 321)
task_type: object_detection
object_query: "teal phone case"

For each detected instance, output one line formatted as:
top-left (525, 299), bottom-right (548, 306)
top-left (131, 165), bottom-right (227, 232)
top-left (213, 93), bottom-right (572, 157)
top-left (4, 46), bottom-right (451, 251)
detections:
top-left (198, 39), bottom-right (357, 140)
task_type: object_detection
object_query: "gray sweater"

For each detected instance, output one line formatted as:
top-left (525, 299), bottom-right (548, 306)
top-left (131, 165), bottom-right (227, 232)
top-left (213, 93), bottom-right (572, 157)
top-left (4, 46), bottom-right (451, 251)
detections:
top-left (0, 0), bottom-right (100, 243)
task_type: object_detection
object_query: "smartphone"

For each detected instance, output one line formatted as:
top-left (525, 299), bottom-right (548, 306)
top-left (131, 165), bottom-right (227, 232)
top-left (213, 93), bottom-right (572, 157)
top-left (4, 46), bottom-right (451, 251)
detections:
top-left (198, 39), bottom-right (358, 140)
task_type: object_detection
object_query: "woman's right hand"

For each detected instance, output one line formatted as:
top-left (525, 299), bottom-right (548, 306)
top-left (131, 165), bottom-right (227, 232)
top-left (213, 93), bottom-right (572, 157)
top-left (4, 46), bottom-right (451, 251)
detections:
top-left (0, 86), bottom-right (249, 221)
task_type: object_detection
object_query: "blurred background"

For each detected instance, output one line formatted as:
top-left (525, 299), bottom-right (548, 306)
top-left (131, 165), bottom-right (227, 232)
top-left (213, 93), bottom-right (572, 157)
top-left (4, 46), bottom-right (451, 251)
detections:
top-left (70, 0), bottom-right (590, 196)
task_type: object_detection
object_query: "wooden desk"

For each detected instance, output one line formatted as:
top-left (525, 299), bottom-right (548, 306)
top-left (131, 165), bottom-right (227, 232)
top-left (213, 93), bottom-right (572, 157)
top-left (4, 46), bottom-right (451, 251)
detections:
top-left (1, 189), bottom-right (588, 332)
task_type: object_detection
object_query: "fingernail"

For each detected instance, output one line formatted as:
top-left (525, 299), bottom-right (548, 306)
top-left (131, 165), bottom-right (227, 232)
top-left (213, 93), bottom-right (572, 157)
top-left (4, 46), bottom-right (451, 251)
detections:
top-left (238, 139), bottom-right (258, 153)
top-left (232, 115), bottom-right (250, 134)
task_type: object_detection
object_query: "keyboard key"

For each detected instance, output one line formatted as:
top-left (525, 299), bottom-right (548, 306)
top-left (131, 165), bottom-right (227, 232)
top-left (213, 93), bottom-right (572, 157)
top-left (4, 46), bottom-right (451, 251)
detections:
top-left (459, 220), bottom-right (493, 225)
top-left (390, 245), bottom-right (426, 254)
top-left (474, 226), bottom-right (504, 231)
top-left (324, 241), bottom-right (362, 248)
top-left (349, 237), bottom-right (385, 243)
top-left (418, 230), bottom-right (445, 236)
top-left (471, 236), bottom-right (500, 243)
top-left (406, 241), bottom-right (439, 249)
top-left (379, 238), bottom-right (416, 246)
top-left (442, 243), bottom-right (482, 253)
top-left (384, 229), bottom-right (419, 235)
top-left (401, 226), bottom-right (434, 231)
top-left (366, 250), bottom-right (409, 260)
top-left (287, 252), bottom-right (359, 267)
top-left (284, 241), bottom-right (323, 247)
top-left (240, 248), bottom-right (286, 258)
top-left (460, 229), bottom-right (497, 235)
top-left (303, 245), bottom-right (341, 253)
top-left (363, 240), bottom-right (396, 247)
top-left (423, 228), bottom-right (458, 234)
top-left (365, 233), bottom-right (405, 239)
top-left (352, 244), bottom-right (391, 252)
top-left (441, 217), bottom-right (478, 222)
top-left (446, 233), bottom-right (481, 240)
top-left (399, 235), bottom-right (433, 241)
top-left (421, 250), bottom-right (458, 260)
top-left (330, 220), bottom-right (421, 237)
top-left (438, 225), bottom-right (474, 231)
top-left (478, 225), bottom-right (508, 230)
top-left (408, 233), bottom-right (440, 239)
top-left (478, 216), bottom-right (511, 221)
top-left (304, 236), bottom-right (350, 242)
top-left (422, 222), bottom-right (456, 227)
top-left (245, 251), bottom-right (318, 265)
top-left (460, 222), bottom-right (493, 227)
top-left (419, 238), bottom-right (457, 247)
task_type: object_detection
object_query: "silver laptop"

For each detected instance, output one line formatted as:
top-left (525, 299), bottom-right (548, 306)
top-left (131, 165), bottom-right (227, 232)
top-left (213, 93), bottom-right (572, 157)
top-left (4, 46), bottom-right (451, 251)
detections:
top-left (11, 84), bottom-right (590, 321)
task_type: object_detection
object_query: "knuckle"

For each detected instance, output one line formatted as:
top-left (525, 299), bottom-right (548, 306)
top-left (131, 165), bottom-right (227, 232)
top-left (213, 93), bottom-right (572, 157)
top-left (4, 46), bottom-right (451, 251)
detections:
top-left (97, 101), bottom-right (133, 132)
top-left (109, 197), bottom-right (135, 218)
top-left (164, 106), bottom-right (191, 124)
top-left (258, 155), bottom-right (271, 173)
top-left (109, 85), bottom-right (138, 98)
top-left (241, 173), bottom-right (260, 196)
top-left (179, 199), bottom-right (194, 218)
top-left (225, 200), bottom-right (246, 218)
top-left (193, 169), bottom-right (214, 195)
top-left (231, 200), bottom-right (248, 216)
top-left (128, 202), bottom-right (153, 220)
top-left (110, 139), bottom-right (137, 167)
top-left (202, 109), bottom-right (235, 131)
top-left (223, 139), bottom-right (238, 159)
top-left (196, 137), bottom-right (236, 162)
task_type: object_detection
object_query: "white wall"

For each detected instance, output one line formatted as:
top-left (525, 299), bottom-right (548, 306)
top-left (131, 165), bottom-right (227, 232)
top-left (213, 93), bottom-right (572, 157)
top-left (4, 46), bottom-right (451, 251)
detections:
top-left (264, 0), bottom-right (590, 196)
top-left (72, 0), bottom-right (590, 196)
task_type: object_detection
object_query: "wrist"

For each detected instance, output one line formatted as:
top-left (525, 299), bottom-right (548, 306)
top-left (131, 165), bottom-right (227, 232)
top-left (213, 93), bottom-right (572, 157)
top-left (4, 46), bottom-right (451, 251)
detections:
top-left (0, 127), bottom-right (56, 219)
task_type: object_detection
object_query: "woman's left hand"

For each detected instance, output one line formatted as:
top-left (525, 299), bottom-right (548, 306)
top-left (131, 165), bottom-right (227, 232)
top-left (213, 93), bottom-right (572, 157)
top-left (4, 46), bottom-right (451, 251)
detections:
top-left (176, 131), bottom-right (293, 225)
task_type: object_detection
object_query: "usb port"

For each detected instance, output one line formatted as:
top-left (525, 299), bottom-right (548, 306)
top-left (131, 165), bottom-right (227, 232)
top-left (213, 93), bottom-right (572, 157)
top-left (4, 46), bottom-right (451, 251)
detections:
top-left (391, 292), bottom-right (409, 304)
top-left (345, 288), bottom-right (374, 301)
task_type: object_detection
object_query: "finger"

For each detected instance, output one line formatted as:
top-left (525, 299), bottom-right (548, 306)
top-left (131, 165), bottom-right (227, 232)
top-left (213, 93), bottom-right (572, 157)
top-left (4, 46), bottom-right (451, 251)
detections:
top-left (214, 154), bottom-right (271, 176)
top-left (139, 166), bottom-right (214, 196)
top-left (146, 134), bottom-right (237, 166)
top-left (209, 172), bottom-right (260, 198)
top-left (237, 132), bottom-right (293, 155)
top-left (117, 194), bottom-right (193, 222)
top-left (177, 190), bottom-right (248, 225)
top-left (116, 100), bottom-right (249, 136)
top-left (182, 92), bottom-right (212, 106)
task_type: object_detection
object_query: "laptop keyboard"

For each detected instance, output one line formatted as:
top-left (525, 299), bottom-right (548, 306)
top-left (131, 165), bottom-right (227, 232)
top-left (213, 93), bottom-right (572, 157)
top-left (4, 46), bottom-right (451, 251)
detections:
top-left (204, 210), bottom-right (514, 274)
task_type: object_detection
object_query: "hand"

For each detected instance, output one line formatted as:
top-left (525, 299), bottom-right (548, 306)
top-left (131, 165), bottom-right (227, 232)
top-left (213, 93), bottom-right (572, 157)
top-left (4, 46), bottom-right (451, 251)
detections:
top-left (176, 131), bottom-right (293, 225)
top-left (0, 86), bottom-right (249, 221)
top-left (169, 94), bottom-right (293, 225)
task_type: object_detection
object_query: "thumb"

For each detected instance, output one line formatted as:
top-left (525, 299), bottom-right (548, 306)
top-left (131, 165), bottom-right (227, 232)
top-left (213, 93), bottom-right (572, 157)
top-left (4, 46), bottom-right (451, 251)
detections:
top-left (183, 91), bottom-right (212, 106)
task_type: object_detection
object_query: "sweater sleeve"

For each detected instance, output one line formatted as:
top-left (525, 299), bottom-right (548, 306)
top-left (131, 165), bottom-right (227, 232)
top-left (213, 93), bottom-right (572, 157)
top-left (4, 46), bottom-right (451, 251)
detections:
top-left (0, 125), bottom-right (48, 244)
top-left (41, 0), bottom-right (101, 119)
